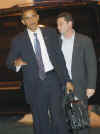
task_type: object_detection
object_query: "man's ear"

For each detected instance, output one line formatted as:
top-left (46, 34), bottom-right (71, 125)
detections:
top-left (37, 14), bottom-right (39, 21)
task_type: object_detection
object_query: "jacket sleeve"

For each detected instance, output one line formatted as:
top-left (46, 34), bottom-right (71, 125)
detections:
top-left (6, 38), bottom-right (21, 71)
top-left (84, 37), bottom-right (97, 89)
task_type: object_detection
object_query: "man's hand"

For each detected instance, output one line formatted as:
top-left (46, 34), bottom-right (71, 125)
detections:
top-left (66, 82), bottom-right (74, 94)
top-left (14, 58), bottom-right (28, 66)
top-left (86, 89), bottom-right (95, 98)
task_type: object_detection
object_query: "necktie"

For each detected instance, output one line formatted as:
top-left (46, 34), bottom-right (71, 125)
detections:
top-left (34, 33), bottom-right (46, 80)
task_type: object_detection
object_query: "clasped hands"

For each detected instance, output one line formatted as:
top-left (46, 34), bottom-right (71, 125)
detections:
top-left (14, 58), bottom-right (27, 66)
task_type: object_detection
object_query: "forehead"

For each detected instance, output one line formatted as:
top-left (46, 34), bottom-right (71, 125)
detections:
top-left (57, 17), bottom-right (67, 23)
top-left (23, 10), bottom-right (37, 17)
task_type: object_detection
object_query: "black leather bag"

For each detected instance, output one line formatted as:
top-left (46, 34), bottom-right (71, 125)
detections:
top-left (63, 91), bottom-right (89, 130)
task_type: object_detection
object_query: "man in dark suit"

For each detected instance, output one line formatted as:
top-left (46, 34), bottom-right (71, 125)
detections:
top-left (7, 9), bottom-right (73, 134)
top-left (57, 12), bottom-right (97, 134)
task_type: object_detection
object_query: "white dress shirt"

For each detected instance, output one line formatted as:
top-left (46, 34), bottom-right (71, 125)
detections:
top-left (16, 27), bottom-right (54, 72)
top-left (61, 33), bottom-right (75, 80)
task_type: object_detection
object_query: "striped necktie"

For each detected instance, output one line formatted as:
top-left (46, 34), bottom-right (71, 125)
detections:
top-left (34, 33), bottom-right (46, 80)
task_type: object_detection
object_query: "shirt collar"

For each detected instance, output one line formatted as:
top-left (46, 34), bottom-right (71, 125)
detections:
top-left (27, 26), bottom-right (41, 34)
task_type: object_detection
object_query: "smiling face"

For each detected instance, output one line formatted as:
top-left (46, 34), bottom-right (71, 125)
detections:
top-left (21, 9), bottom-right (39, 32)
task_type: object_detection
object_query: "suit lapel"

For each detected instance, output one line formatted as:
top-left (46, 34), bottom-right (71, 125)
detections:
top-left (58, 33), bottom-right (79, 79)
top-left (24, 30), bottom-right (36, 58)
top-left (59, 36), bottom-right (62, 49)
top-left (21, 30), bottom-right (39, 70)
top-left (40, 28), bottom-right (49, 47)
top-left (40, 27), bottom-right (52, 57)
top-left (71, 33), bottom-right (79, 77)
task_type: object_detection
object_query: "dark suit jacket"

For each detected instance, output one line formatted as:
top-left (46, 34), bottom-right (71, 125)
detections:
top-left (7, 27), bottom-right (70, 104)
top-left (60, 32), bottom-right (97, 100)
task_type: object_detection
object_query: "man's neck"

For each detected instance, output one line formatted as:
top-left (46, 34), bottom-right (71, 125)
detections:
top-left (27, 25), bottom-right (39, 33)
top-left (27, 27), bottom-right (40, 33)
top-left (63, 29), bottom-right (74, 39)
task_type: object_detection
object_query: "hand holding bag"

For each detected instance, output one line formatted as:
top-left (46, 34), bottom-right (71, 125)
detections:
top-left (63, 90), bottom-right (89, 130)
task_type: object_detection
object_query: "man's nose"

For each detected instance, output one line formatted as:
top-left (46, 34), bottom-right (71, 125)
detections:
top-left (29, 16), bottom-right (35, 21)
top-left (29, 17), bottom-right (35, 22)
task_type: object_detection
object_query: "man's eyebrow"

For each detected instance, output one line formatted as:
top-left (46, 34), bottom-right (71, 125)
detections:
top-left (23, 14), bottom-right (37, 18)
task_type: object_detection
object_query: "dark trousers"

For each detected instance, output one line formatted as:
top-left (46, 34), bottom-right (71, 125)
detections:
top-left (72, 128), bottom-right (88, 134)
top-left (29, 71), bottom-right (69, 134)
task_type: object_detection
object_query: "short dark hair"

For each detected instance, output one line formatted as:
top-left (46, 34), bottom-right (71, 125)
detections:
top-left (57, 12), bottom-right (74, 25)
top-left (21, 8), bottom-right (38, 19)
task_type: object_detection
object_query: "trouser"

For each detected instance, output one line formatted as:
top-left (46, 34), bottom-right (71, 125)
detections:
top-left (72, 128), bottom-right (88, 134)
top-left (29, 70), bottom-right (70, 134)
